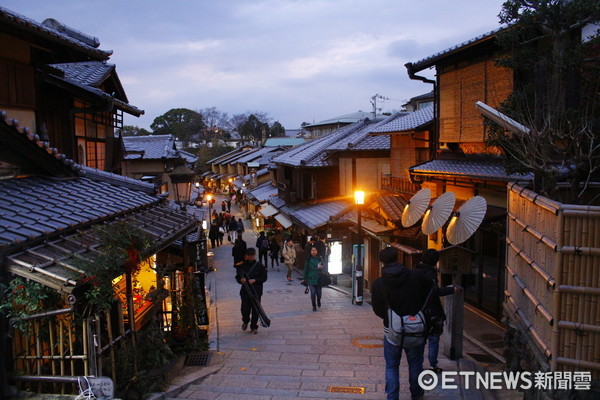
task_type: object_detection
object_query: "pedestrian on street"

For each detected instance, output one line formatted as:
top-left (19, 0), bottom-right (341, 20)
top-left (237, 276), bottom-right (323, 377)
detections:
top-left (228, 217), bottom-right (238, 242)
top-left (232, 235), bottom-right (247, 267)
top-left (208, 221), bottom-right (219, 249)
top-left (269, 236), bottom-right (281, 271)
top-left (235, 248), bottom-right (268, 334)
top-left (281, 238), bottom-right (296, 281)
top-left (226, 198), bottom-right (231, 213)
top-left (256, 231), bottom-right (270, 267)
top-left (221, 200), bottom-right (227, 212)
top-left (415, 249), bottom-right (460, 374)
top-left (371, 247), bottom-right (433, 400)
top-left (302, 246), bottom-right (325, 312)
top-left (236, 218), bottom-right (245, 240)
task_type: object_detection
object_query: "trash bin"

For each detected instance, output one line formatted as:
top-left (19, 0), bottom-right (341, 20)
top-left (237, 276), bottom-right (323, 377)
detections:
top-left (207, 252), bottom-right (214, 271)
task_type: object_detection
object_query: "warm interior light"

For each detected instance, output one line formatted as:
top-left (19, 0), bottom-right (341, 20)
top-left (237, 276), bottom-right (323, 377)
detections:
top-left (354, 190), bottom-right (365, 205)
top-left (195, 182), bottom-right (200, 188)
top-left (207, 194), bottom-right (212, 201)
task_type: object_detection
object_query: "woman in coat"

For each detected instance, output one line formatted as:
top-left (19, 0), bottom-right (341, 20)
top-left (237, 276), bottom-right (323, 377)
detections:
top-left (281, 238), bottom-right (296, 282)
top-left (302, 246), bottom-right (324, 311)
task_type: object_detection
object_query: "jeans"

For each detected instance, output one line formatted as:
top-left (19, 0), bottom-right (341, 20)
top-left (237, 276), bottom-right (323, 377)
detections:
top-left (384, 337), bottom-right (425, 400)
top-left (427, 333), bottom-right (440, 368)
top-left (309, 284), bottom-right (322, 307)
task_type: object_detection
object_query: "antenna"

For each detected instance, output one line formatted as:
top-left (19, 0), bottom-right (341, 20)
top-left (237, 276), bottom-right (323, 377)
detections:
top-left (370, 94), bottom-right (390, 118)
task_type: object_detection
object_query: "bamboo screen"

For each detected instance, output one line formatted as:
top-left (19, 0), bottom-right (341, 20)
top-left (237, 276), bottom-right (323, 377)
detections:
top-left (506, 183), bottom-right (600, 379)
top-left (439, 59), bottom-right (513, 144)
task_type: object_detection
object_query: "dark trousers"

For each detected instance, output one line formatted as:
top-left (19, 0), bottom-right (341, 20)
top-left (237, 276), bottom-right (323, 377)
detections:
top-left (240, 295), bottom-right (261, 330)
top-left (258, 250), bottom-right (268, 267)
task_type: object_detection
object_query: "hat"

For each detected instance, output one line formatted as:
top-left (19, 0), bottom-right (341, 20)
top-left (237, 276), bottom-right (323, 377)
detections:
top-left (310, 236), bottom-right (318, 242)
top-left (421, 249), bottom-right (440, 265)
top-left (245, 248), bottom-right (256, 255)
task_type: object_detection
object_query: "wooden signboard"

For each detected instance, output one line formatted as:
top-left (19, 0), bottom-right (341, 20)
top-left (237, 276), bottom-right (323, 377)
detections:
top-left (438, 245), bottom-right (474, 274)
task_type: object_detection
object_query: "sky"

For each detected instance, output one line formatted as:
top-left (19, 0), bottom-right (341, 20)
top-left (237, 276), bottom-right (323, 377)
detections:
top-left (2, 0), bottom-right (507, 131)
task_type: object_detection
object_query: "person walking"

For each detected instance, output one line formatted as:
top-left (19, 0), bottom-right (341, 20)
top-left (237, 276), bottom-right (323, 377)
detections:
top-left (235, 248), bottom-right (268, 334)
top-left (256, 231), bottom-right (270, 268)
top-left (268, 236), bottom-right (281, 271)
top-left (281, 238), bottom-right (296, 282)
top-left (208, 221), bottom-right (219, 249)
top-left (236, 218), bottom-right (245, 240)
top-left (415, 249), bottom-right (459, 374)
top-left (232, 235), bottom-right (247, 267)
top-left (228, 217), bottom-right (238, 243)
top-left (302, 246), bottom-right (325, 312)
top-left (371, 247), bottom-right (434, 400)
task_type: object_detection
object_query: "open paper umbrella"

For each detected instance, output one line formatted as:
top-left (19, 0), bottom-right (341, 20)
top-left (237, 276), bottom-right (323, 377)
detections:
top-left (446, 196), bottom-right (487, 245)
top-left (401, 188), bottom-right (431, 227)
top-left (421, 191), bottom-right (456, 235)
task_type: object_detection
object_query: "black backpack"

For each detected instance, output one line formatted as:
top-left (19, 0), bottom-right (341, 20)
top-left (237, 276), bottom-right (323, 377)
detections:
top-left (259, 237), bottom-right (269, 251)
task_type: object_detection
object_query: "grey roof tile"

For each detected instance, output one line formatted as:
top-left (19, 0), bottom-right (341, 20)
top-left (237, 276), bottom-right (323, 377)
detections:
top-left (290, 200), bottom-right (350, 230)
top-left (245, 182), bottom-right (278, 203)
top-left (50, 61), bottom-right (113, 86)
top-left (369, 106), bottom-right (433, 134)
top-left (272, 121), bottom-right (370, 167)
top-left (410, 159), bottom-right (533, 181)
top-left (123, 135), bottom-right (178, 160)
top-left (0, 175), bottom-right (159, 247)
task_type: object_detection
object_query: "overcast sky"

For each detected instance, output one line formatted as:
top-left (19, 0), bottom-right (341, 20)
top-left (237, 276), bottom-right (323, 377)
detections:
top-left (3, 0), bottom-right (506, 131)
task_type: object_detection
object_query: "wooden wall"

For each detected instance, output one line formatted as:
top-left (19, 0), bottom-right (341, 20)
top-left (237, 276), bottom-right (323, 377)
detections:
top-left (439, 59), bottom-right (513, 144)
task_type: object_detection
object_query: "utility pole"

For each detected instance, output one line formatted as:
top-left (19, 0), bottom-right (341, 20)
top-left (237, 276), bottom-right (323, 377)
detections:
top-left (370, 94), bottom-right (389, 118)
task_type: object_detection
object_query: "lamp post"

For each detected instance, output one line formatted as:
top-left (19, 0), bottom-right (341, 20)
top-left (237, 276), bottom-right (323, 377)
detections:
top-left (354, 190), bottom-right (365, 305)
top-left (206, 194), bottom-right (213, 222)
top-left (169, 164), bottom-right (195, 209)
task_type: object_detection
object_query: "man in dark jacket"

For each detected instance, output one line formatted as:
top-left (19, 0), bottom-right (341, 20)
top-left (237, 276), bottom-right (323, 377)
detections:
top-left (415, 249), bottom-right (459, 374)
top-left (235, 248), bottom-right (268, 334)
top-left (232, 235), bottom-right (247, 267)
top-left (256, 231), bottom-right (270, 267)
top-left (371, 247), bottom-right (433, 400)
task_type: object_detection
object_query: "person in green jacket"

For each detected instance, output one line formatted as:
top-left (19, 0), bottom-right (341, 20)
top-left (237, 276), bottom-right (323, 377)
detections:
top-left (302, 246), bottom-right (324, 311)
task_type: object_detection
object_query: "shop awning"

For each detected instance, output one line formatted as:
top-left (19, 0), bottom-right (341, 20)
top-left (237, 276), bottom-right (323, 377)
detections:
top-left (274, 213), bottom-right (293, 229)
top-left (259, 204), bottom-right (278, 217)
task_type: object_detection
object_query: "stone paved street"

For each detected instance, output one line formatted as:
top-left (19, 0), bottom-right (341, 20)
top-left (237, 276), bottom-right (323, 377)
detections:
top-left (160, 196), bottom-right (512, 400)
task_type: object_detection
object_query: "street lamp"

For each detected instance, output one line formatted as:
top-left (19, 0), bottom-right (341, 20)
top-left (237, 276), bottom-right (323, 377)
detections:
top-left (169, 164), bottom-right (195, 209)
top-left (354, 190), bottom-right (365, 305)
top-left (206, 194), bottom-right (213, 222)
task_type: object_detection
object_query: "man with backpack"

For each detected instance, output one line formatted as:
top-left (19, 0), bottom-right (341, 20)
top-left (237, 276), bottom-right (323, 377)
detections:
top-left (256, 231), bottom-right (270, 267)
top-left (371, 247), bottom-right (434, 400)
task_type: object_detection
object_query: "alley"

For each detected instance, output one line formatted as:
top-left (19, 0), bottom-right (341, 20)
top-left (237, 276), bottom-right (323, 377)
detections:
top-left (161, 196), bottom-right (484, 400)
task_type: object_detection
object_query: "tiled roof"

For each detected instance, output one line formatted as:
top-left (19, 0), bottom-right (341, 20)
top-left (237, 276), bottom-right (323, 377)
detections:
top-left (410, 159), bottom-right (533, 182)
top-left (0, 6), bottom-right (111, 60)
top-left (44, 73), bottom-right (144, 117)
top-left (245, 182), bottom-right (278, 203)
top-left (272, 121), bottom-right (370, 167)
top-left (289, 200), bottom-right (351, 230)
top-left (214, 148), bottom-right (257, 165)
top-left (264, 138), bottom-right (306, 147)
top-left (206, 147), bottom-right (248, 164)
top-left (5, 203), bottom-right (198, 292)
top-left (0, 175), bottom-right (159, 248)
top-left (51, 61), bottom-right (114, 87)
top-left (305, 111), bottom-right (375, 128)
top-left (123, 135), bottom-right (182, 160)
top-left (1, 111), bottom-right (82, 176)
top-left (409, 28), bottom-right (503, 72)
top-left (377, 195), bottom-right (409, 222)
top-left (234, 147), bottom-right (279, 164)
top-left (369, 106), bottom-right (433, 134)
